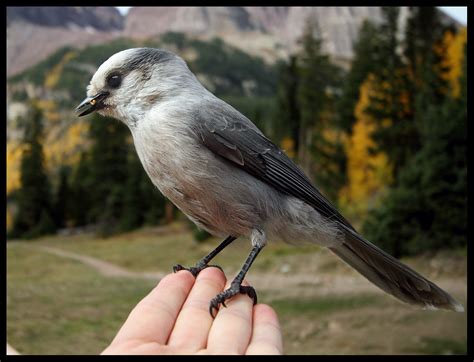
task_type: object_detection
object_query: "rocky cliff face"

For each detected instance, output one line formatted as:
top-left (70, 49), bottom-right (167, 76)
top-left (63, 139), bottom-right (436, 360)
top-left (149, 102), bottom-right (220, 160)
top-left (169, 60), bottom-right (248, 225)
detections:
top-left (281, 7), bottom-right (382, 57)
top-left (7, 7), bottom-right (123, 76)
top-left (123, 7), bottom-right (260, 38)
top-left (122, 7), bottom-right (383, 66)
top-left (7, 6), bottom-right (459, 77)
top-left (7, 7), bottom-right (123, 31)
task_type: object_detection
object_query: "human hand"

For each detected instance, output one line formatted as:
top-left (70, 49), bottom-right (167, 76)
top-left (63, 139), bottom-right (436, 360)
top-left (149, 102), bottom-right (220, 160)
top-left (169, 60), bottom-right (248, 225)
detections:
top-left (102, 267), bottom-right (283, 355)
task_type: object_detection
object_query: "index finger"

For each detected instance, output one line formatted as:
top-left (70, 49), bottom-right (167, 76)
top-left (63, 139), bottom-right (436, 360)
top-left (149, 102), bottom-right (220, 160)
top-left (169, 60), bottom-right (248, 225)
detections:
top-left (109, 270), bottom-right (195, 346)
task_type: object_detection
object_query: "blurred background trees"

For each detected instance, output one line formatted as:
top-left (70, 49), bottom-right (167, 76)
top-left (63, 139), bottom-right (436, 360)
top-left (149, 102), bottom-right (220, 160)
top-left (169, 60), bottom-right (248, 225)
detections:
top-left (10, 103), bottom-right (56, 239)
top-left (7, 6), bottom-right (467, 257)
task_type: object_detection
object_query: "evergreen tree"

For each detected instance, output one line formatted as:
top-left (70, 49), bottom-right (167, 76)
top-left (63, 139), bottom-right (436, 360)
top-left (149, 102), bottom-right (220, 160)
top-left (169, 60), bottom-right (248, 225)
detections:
top-left (367, 7), bottom-right (451, 182)
top-left (366, 6), bottom-right (412, 181)
top-left (404, 7), bottom-right (451, 99)
top-left (296, 17), bottom-right (344, 199)
top-left (120, 152), bottom-right (146, 231)
top-left (404, 7), bottom-right (452, 136)
top-left (274, 56), bottom-right (301, 154)
top-left (337, 20), bottom-right (380, 133)
top-left (10, 102), bottom-right (56, 238)
top-left (69, 152), bottom-right (93, 226)
top-left (87, 114), bottom-right (129, 235)
top-left (53, 166), bottom-right (72, 229)
top-left (297, 17), bottom-right (330, 173)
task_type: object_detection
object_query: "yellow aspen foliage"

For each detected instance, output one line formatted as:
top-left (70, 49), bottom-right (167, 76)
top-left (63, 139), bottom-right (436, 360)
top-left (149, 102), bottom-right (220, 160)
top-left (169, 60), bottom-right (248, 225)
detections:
top-left (321, 126), bottom-right (348, 175)
top-left (439, 27), bottom-right (467, 98)
top-left (43, 121), bottom-right (90, 170)
top-left (7, 141), bottom-right (26, 195)
top-left (44, 50), bottom-right (77, 89)
top-left (36, 99), bottom-right (61, 123)
top-left (7, 206), bottom-right (13, 232)
top-left (339, 76), bottom-right (392, 222)
top-left (322, 124), bottom-right (344, 144)
top-left (280, 136), bottom-right (295, 158)
top-left (8, 115), bottom-right (90, 196)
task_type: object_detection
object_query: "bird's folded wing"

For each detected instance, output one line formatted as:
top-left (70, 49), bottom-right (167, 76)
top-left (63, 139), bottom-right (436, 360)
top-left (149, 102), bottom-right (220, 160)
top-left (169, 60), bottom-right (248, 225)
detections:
top-left (193, 104), bottom-right (355, 231)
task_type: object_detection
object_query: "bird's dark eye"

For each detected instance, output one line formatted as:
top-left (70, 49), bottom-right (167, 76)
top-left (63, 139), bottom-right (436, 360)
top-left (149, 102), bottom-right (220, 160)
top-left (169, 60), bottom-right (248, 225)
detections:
top-left (107, 73), bottom-right (122, 88)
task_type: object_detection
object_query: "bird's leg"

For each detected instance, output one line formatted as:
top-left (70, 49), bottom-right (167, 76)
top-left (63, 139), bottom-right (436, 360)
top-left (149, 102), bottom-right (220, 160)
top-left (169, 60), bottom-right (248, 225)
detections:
top-left (173, 235), bottom-right (236, 277)
top-left (209, 234), bottom-right (265, 317)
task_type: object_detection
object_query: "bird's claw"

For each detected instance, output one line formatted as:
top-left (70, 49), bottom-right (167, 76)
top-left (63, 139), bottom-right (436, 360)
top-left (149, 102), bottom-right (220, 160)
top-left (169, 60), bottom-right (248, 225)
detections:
top-left (209, 283), bottom-right (258, 318)
top-left (172, 263), bottom-right (224, 277)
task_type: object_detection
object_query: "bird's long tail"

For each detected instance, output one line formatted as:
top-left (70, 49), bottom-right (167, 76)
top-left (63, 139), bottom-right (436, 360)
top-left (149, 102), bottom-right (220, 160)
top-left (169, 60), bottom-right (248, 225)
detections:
top-left (328, 224), bottom-right (464, 312)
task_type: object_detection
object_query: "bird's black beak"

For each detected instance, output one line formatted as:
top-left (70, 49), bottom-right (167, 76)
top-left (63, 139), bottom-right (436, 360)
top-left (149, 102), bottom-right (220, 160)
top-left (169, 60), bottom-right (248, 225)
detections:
top-left (75, 91), bottom-right (110, 117)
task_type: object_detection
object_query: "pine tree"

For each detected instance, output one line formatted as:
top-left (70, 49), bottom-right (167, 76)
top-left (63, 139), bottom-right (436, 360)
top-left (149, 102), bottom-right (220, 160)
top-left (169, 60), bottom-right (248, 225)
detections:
top-left (337, 20), bottom-right (380, 133)
top-left (69, 152), bottom-right (93, 226)
top-left (10, 102), bottom-right (56, 239)
top-left (367, 7), bottom-right (451, 182)
top-left (404, 7), bottom-right (451, 98)
top-left (404, 7), bottom-right (452, 139)
top-left (296, 17), bottom-right (344, 199)
top-left (87, 114), bottom-right (129, 235)
top-left (274, 56), bottom-right (301, 155)
top-left (365, 6), bottom-right (413, 181)
top-left (297, 17), bottom-right (330, 173)
top-left (53, 166), bottom-right (72, 229)
top-left (120, 152), bottom-right (146, 231)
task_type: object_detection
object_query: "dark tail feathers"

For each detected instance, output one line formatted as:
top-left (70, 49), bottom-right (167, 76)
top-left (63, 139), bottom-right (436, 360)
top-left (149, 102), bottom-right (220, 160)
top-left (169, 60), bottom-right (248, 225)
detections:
top-left (329, 224), bottom-right (464, 312)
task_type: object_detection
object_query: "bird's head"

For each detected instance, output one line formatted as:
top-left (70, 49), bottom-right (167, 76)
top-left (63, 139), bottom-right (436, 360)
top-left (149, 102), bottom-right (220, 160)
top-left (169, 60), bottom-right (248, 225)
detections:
top-left (76, 47), bottom-right (198, 127)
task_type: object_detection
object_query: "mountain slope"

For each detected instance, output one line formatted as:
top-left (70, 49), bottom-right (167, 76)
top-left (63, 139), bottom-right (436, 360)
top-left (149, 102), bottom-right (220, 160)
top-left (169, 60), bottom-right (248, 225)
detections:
top-left (6, 6), bottom-right (124, 30)
top-left (7, 6), bottom-right (460, 77)
top-left (7, 7), bottom-right (123, 76)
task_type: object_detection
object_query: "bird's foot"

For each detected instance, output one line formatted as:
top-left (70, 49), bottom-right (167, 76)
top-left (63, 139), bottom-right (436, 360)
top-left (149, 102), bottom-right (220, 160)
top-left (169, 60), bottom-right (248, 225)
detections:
top-left (209, 282), bottom-right (257, 318)
top-left (172, 263), bottom-right (224, 278)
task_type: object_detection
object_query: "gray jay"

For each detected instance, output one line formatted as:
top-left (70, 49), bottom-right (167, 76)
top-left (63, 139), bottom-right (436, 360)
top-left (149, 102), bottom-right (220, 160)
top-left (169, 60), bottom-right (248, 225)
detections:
top-left (76, 48), bottom-right (463, 316)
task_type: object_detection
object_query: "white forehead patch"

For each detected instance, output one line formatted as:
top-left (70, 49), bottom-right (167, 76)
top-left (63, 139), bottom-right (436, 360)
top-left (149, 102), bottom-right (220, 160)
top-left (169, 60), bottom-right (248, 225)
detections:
top-left (89, 48), bottom-right (140, 91)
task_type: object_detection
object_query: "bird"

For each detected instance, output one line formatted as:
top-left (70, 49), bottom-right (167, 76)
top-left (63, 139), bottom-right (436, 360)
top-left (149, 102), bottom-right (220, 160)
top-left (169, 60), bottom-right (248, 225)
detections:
top-left (76, 47), bottom-right (464, 317)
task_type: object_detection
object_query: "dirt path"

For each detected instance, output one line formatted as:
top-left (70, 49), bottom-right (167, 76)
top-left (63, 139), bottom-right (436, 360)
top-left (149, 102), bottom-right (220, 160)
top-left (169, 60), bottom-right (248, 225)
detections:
top-left (36, 245), bottom-right (165, 280)
top-left (32, 244), bottom-right (466, 302)
top-left (32, 245), bottom-right (371, 293)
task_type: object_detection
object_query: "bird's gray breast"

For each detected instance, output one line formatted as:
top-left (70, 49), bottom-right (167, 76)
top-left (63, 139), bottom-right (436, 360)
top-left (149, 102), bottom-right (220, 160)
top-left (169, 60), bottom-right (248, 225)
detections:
top-left (131, 115), bottom-right (268, 237)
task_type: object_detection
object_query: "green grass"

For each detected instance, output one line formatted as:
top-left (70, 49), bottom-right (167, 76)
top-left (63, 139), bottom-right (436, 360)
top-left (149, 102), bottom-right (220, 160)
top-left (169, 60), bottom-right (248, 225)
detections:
top-left (37, 225), bottom-right (203, 272)
top-left (270, 294), bottom-right (380, 316)
top-left (30, 224), bottom-right (325, 276)
top-left (405, 337), bottom-right (467, 355)
top-left (7, 243), bottom-right (155, 354)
